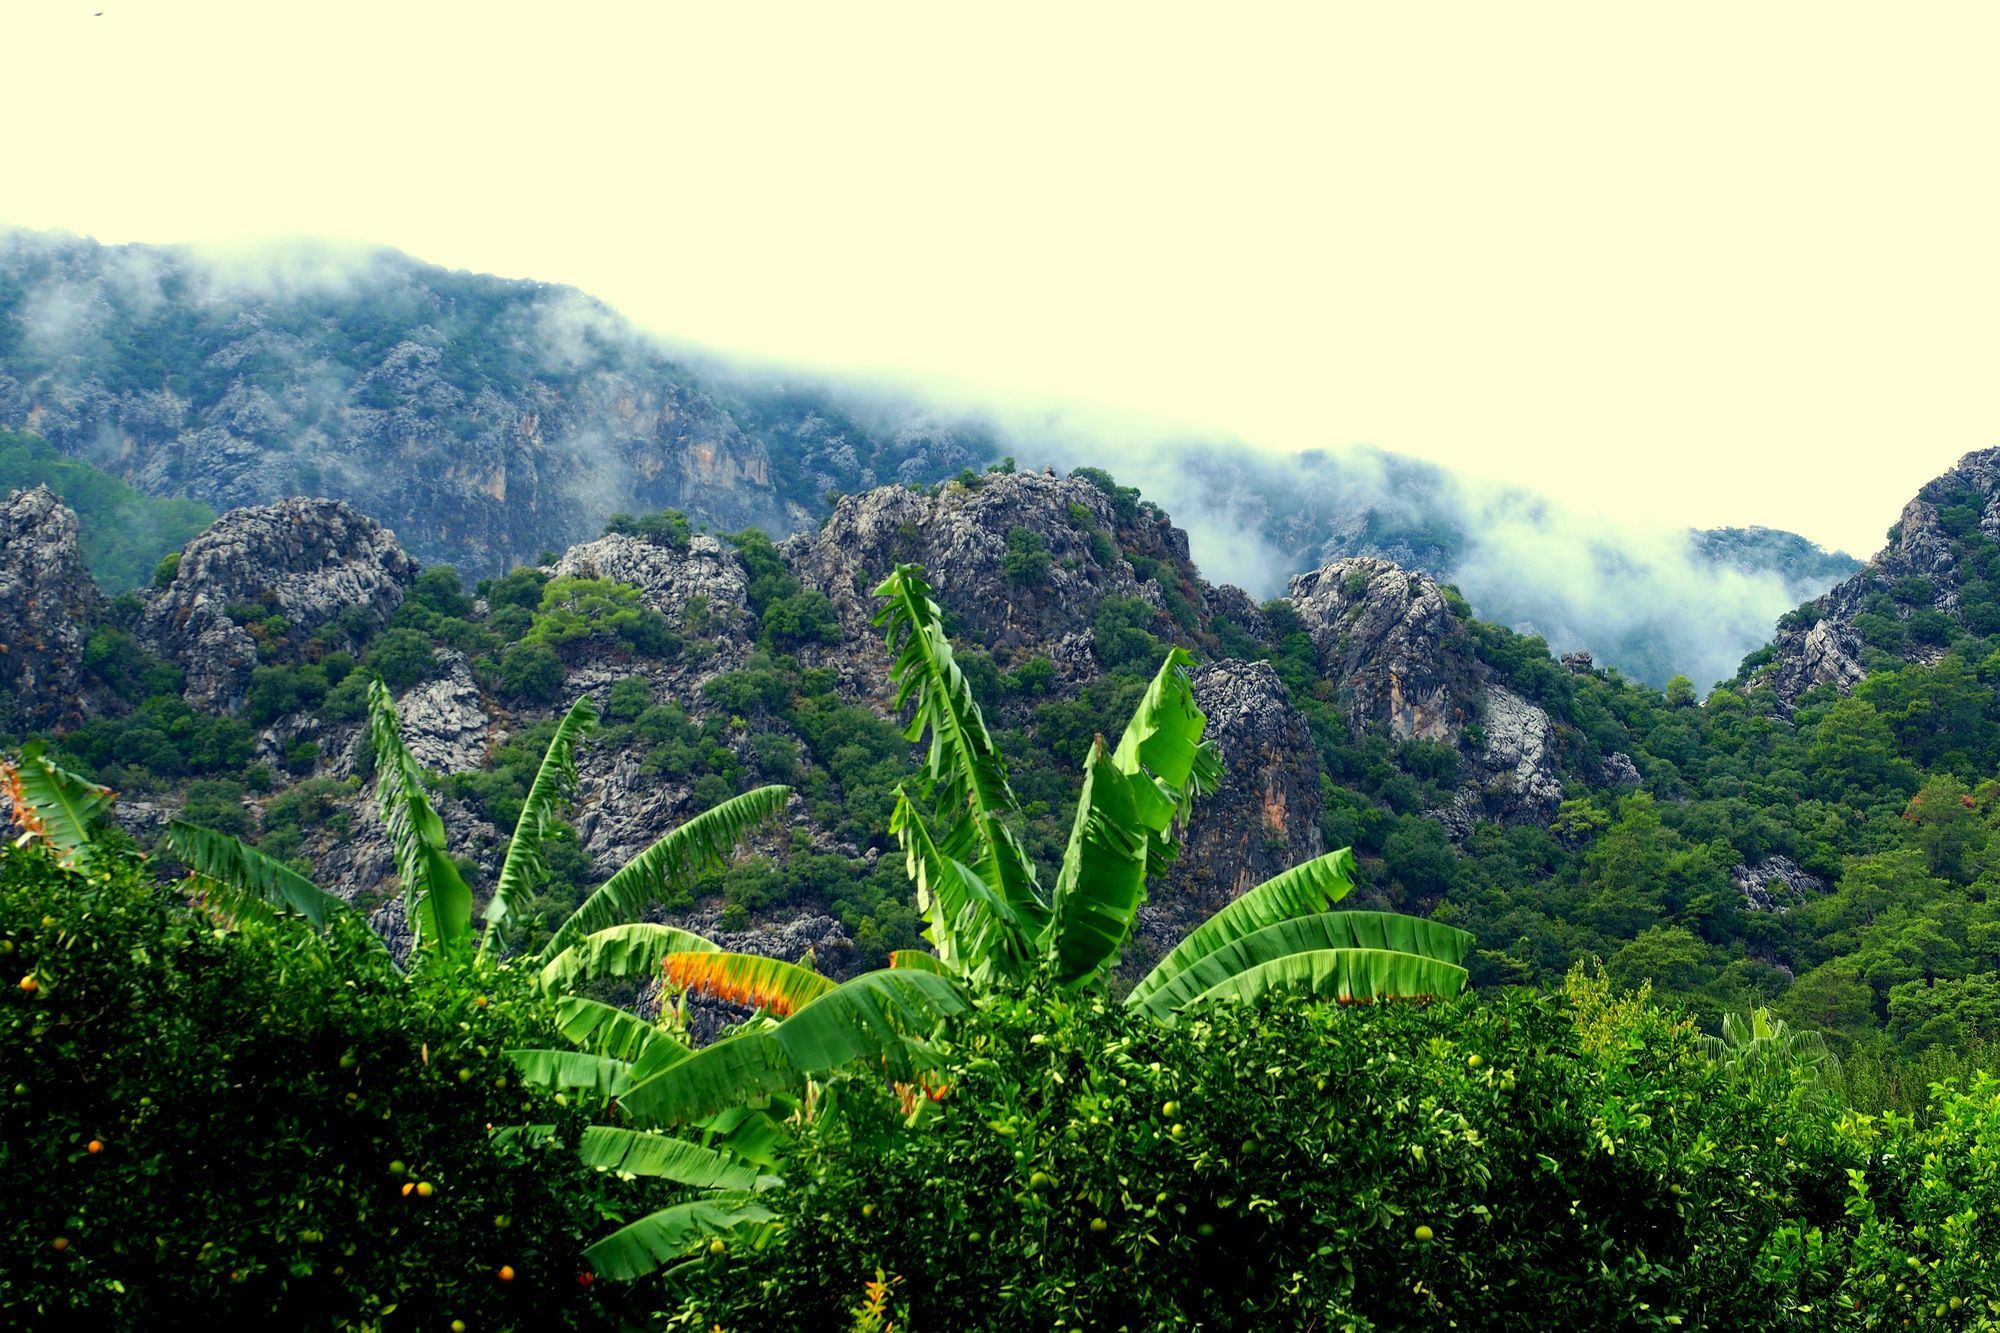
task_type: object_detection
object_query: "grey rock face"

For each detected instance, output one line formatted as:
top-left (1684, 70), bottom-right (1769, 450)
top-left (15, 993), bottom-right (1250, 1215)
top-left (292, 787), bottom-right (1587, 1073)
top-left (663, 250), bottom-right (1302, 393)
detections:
top-left (550, 532), bottom-right (752, 633)
top-left (1287, 557), bottom-right (1472, 742)
top-left (392, 653), bottom-right (490, 775)
top-left (783, 471), bottom-right (1175, 662)
top-left (1136, 661), bottom-right (1323, 974)
top-left (0, 486), bottom-right (103, 727)
top-left (1767, 446), bottom-right (2000, 703)
top-left (139, 498), bottom-right (419, 711)
top-left (1599, 751), bottom-right (1643, 788)
top-left (1734, 856), bottom-right (1827, 912)
top-left (1463, 684), bottom-right (1566, 826)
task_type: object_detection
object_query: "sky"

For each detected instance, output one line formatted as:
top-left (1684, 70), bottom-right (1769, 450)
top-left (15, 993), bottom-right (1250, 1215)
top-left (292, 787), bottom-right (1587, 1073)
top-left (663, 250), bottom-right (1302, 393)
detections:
top-left (7, 2), bottom-right (1999, 558)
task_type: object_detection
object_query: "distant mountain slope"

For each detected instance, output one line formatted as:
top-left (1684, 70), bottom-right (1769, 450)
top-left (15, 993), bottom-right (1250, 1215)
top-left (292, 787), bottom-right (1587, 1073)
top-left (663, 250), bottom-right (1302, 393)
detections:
top-left (0, 232), bottom-right (992, 575)
top-left (1129, 443), bottom-right (1860, 688)
top-left (0, 428), bottom-right (210, 592)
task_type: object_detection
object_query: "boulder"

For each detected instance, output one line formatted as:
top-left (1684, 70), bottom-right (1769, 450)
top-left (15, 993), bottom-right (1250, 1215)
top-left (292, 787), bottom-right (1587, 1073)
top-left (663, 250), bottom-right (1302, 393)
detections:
top-left (0, 486), bottom-right (103, 727)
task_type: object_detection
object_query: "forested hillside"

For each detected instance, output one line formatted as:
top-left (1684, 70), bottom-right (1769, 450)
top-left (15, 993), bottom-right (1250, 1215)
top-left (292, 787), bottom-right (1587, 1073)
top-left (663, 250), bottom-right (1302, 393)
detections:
top-left (9, 445), bottom-right (2000, 1083)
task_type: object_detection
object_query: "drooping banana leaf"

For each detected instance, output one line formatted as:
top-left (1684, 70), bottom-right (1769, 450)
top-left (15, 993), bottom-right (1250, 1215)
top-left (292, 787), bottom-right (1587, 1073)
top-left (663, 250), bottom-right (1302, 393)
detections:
top-left (1127, 847), bottom-right (1358, 1008)
top-left (486, 694), bottom-right (597, 942)
top-left (505, 1048), bottom-right (635, 1097)
top-left (765, 968), bottom-right (968, 1081)
top-left (1166, 946), bottom-right (1467, 1022)
top-left (1106, 647), bottom-right (1210, 846)
top-left (539, 784), bottom-right (790, 961)
top-left (3, 743), bottom-right (113, 869)
top-left (618, 1030), bottom-right (800, 1128)
top-left (367, 679), bottom-right (473, 950)
top-left (889, 787), bottom-right (1031, 985)
top-left (554, 995), bottom-right (679, 1064)
top-left (873, 564), bottom-right (1050, 941)
top-left (1128, 912), bottom-right (1476, 1019)
top-left (620, 969), bottom-right (970, 1126)
top-left (576, 1126), bottom-right (760, 1190)
top-left (583, 1195), bottom-right (777, 1281)
top-left (538, 922), bottom-right (719, 995)
top-left (663, 950), bottom-right (835, 1017)
top-left (163, 820), bottom-right (352, 929)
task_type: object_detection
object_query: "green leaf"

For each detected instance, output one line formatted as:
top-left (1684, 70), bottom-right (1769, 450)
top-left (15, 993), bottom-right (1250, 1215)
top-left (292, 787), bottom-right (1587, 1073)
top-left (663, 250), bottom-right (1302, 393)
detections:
top-left (576, 1126), bottom-right (760, 1189)
top-left (663, 950), bottom-right (835, 1017)
top-left (583, 1196), bottom-right (777, 1281)
top-left (1127, 912), bottom-right (1476, 1019)
top-left (540, 784), bottom-right (789, 962)
top-left (486, 694), bottom-right (596, 942)
top-left (888, 787), bottom-right (1030, 985)
top-left (367, 679), bottom-right (473, 951)
top-left (538, 923), bottom-right (719, 996)
top-left (3, 743), bottom-right (113, 869)
top-left (1167, 947), bottom-right (1467, 1022)
top-left (1044, 740), bottom-right (1149, 987)
top-left (618, 1030), bottom-right (799, 1128)
top-left (1127, 847), bottom-right (1359, 1008)
top-left (620, 970), bottom-right (969, 1126)
top-left (888, 949), bottom-right (954, 977)
top-left (554, 995), bottom-right (679, 1064)
top-left (505, 1048), bottom-right (634, 1096)
top-left (873, 565), bottom-right (1050, 944)
top-left (163, 820), bottom-right (351, 929)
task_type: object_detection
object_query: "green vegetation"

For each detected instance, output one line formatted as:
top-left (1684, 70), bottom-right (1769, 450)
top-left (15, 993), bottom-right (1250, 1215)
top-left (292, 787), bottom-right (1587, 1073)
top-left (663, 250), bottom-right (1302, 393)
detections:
top-left (0, 428), bottom-right (212, 593)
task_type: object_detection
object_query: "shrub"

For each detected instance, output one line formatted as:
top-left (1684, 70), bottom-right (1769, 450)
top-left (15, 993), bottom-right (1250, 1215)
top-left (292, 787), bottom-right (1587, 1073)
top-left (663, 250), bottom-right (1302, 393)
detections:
top-left (0, 843), bottom-right (664, 1329)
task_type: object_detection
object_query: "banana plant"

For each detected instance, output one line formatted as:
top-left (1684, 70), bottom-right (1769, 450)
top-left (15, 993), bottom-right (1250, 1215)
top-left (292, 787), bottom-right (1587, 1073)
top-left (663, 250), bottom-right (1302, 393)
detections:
top-left (862, 563), bottom-right (1470, 1018)
top-left (2, 743), bottom-right (115, 871)
top-left (1700, 1007), bottom-right (1840, 1095)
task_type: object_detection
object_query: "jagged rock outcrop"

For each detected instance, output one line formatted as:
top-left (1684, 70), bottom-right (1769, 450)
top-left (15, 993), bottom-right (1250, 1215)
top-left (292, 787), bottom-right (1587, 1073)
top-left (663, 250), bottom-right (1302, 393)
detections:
top-left (391, 653), bottom-right (490, 775)
top-left (550, 532), bottom-right (753, 633)
top-left (1287, 558), bottom-right (1474, 742)
top-left (0, 486), bottom-right (103, 727)
top-left (1734, 857), bottom-right (1826, 913)
top-left (1768, 446), bottom-right (2000, 704)
top-left (1136, 662), bottom-right (1322, 972)
top-left (1289, 556), bottom-right (1564, 835)
top-left (1599, 751), bottom-right (1643, 788)
top-left (783, 471), bottom-right (1181, 663)
top-left (1448, 684), bottom-right (1566, 830)
top-left (139, 498), bottom-right (419, 711)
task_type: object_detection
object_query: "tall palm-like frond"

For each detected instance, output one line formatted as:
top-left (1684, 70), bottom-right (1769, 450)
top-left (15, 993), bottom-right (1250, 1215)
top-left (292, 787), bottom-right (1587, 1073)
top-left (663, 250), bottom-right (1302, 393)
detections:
top-left (537, 922), bottom-right (719, 995)
top-left (663, 950), bottom-right (836, 1018)
top-left (367, 679), bottom-right (473, 951)
top-left (485, 694), bottom-right (597, 945)
top-left (874, 565), bottom-right (1050, 938)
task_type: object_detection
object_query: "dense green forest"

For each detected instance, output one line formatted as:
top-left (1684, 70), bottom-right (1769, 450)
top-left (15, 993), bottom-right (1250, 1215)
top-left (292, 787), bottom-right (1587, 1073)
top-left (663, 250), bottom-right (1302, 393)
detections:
top-left (0, 429), bottom-right (211, 592)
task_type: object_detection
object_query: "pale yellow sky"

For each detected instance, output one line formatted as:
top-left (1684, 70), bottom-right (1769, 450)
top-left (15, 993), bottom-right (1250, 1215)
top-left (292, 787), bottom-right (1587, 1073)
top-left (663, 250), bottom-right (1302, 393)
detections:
top-left (6, 1), bottom-right (1997, 556)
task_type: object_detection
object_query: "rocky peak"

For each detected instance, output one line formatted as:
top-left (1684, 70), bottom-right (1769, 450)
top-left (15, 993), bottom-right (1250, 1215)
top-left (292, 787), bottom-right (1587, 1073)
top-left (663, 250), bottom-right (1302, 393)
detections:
top-left (550, 532), bottom-right (753, 634)
top-left (0, 485), bottom-right (104, 728)
top-left (782, 471), bottom-right (1181, 662)
top-left (139, 498), bottom-right (419, 711)
top-left (1286, 557), bottom-right (1472, 742)
top-left (1767, 446), bottom-right (2000, 704)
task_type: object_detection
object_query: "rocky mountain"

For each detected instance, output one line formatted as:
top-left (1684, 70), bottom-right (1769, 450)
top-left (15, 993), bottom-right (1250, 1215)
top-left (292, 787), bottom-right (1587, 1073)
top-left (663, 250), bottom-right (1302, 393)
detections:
top-left (0, 231), bottom-right (992, 581)
top-left (1763, 446), bottom-right (2000, 704)
top-left (2, 465), bottom-right (1582, 978)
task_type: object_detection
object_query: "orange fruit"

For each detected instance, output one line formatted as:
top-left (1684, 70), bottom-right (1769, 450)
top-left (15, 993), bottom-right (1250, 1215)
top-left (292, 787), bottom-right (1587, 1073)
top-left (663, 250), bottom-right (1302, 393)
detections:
top-left (416, 1181), bottom-right (434, 1199)
top-left (87, 1139), bottom-right (104, 1155)
top-left (401, 1182), bottom-right (416, 1197)
top-left (51, 1237), bottom-right (69, 1252)
top-left (19, 975), bottom-right (38, 994)
top-left (496, 1265), bottom-right (515, 1282)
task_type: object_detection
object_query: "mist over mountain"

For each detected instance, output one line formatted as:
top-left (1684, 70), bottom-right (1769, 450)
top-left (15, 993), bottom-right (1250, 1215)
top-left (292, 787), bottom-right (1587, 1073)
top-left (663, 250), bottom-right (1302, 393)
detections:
top-left (0, 227), bottom-right (1856, 685)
